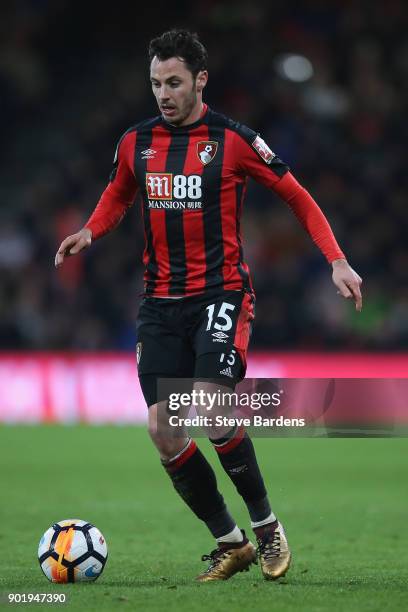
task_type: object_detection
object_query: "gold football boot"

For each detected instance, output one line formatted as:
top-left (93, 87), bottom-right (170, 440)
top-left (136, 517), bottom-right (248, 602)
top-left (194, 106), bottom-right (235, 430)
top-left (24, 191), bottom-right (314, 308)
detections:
top-left (255, 521), bottom-right (291, 580)
top-left (196, 532), bottom-right (257, 582)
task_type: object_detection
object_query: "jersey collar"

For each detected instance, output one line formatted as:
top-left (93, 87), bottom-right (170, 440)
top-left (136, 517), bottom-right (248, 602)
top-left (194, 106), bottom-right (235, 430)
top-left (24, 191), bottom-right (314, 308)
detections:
top-left (161, 103), bottom-right (209, 131)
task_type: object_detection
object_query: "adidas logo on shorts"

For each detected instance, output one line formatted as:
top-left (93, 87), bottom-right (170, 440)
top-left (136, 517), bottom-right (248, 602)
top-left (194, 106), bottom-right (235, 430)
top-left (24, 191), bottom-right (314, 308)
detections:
top-left (219, 366), bottom-right (233, 378)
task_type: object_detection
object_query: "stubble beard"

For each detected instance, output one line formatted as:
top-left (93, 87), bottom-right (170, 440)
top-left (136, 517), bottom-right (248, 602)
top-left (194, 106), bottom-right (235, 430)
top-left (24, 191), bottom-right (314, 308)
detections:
top-left (168, 86), bottom-right (197, 126)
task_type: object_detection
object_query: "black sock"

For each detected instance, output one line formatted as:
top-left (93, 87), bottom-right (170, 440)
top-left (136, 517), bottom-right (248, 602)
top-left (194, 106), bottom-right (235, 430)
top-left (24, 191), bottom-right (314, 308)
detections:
top-left (210, 427), bottom-right (272, 523)
top-left (162, 439), bottom-right (236, 539)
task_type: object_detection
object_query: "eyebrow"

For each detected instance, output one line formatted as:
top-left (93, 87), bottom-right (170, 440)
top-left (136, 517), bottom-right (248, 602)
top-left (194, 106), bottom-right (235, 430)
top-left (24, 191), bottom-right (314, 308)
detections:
top-left (150, 75), bottom-right (182, 82)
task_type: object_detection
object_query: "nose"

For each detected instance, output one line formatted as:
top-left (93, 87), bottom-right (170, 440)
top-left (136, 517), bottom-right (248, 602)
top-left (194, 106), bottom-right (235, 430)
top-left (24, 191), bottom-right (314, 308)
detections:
top-left (158, 85), bottom-right (170, 102)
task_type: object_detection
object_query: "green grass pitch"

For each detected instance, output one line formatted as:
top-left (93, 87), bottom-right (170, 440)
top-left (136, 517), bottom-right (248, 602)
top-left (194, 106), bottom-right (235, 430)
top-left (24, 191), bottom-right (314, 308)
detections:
top-left (0, 426), bottom-right (406, 611)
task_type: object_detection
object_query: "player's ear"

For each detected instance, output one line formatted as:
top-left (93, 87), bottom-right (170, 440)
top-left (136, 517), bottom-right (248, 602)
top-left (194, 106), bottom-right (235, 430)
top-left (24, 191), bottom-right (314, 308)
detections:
top-left (196, 70), bottom-right (208, 93)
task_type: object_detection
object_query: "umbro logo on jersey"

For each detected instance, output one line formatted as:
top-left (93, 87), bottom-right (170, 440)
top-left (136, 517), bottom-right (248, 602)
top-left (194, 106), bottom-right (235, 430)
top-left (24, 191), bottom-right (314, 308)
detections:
top-left (141, 148), bottom-right (157, 159)
top-left (197, 141), bottom-right (218, 165)
top-left (212, 331), bottom-right (228, 343)
top-left (220, 366), bottom-right (233, 378)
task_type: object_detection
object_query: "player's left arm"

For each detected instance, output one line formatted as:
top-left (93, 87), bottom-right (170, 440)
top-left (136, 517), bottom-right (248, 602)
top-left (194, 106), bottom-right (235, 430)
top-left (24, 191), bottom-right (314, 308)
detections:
top-left (233, 130), bottom-right (362, 312)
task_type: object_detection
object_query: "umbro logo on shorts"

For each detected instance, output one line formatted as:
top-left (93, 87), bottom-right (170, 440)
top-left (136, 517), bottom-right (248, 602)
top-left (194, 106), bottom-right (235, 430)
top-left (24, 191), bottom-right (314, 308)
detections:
top-left (212, 331), bottom-right (228, 343)
top-left (220, 366), bottom-right (233, 378)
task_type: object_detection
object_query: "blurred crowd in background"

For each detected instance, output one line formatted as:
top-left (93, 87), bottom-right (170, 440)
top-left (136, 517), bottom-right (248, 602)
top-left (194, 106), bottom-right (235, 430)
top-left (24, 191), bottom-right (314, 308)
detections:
top-left (1, 0), bottom-right (407, 351)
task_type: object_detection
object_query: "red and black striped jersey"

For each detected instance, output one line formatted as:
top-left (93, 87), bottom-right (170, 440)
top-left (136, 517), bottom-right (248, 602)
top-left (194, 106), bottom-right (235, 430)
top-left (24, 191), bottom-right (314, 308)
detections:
top-left (86, 105), bottom-right (344, 297)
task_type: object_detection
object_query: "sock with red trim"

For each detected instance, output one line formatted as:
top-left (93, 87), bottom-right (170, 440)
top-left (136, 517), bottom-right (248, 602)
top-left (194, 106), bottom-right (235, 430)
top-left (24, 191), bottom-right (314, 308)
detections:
top-left (161, 438), bottom-right (237, 539)
top-left (210, 427), bottom-right (273, 523)
top-left (217, 525), bottom-right (244, 545)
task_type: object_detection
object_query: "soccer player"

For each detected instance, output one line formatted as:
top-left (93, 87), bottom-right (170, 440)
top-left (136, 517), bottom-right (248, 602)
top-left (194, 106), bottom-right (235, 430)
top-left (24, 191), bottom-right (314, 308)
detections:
top-left (55, 30), bottom-right (362, 582)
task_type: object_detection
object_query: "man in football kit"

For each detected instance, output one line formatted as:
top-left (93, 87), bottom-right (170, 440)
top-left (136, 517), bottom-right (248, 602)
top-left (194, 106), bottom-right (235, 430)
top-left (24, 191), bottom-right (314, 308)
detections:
top-left (55, 30), bottom-right (363, 582)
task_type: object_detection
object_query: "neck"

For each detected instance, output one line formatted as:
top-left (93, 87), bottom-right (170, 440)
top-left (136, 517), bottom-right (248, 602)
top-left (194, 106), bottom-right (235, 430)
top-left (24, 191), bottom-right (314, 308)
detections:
top-left (178, 101), bottom-right (205, 127)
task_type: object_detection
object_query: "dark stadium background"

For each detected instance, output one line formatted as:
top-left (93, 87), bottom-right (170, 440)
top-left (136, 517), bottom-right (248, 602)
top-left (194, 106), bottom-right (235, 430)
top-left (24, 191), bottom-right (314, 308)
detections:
top-left (1, 0), bottom-right (407, 353)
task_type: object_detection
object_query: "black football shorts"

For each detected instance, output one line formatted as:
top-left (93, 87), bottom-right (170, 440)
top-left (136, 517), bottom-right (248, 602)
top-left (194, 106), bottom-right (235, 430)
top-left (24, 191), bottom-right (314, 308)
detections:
top-left (135, 289), bottom-right (255, 407)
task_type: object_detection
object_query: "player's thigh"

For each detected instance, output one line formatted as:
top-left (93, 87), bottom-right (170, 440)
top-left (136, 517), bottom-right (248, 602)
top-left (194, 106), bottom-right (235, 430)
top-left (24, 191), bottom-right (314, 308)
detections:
top-left (136, 299), bottom-right (194, 408)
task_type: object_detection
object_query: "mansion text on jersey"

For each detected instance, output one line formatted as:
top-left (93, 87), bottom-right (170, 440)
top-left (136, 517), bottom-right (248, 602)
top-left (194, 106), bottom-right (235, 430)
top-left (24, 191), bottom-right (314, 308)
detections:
top-left (148, 200), bottom-right (203, 209)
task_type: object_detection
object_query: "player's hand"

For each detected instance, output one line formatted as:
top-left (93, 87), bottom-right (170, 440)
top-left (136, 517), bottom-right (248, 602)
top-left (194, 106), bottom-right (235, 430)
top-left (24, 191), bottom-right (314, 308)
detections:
top-left (331, 258), bottom-right (363, 312)
top-left (55, 228), bottom-right (92, 268)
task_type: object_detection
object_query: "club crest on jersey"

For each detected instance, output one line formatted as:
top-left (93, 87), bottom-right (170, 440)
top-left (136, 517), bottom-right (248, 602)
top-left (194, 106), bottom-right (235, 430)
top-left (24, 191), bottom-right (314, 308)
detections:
top-left (197, 141), bottom-right (218, 165)
top-left (252, 135), bottom-right (275, 164)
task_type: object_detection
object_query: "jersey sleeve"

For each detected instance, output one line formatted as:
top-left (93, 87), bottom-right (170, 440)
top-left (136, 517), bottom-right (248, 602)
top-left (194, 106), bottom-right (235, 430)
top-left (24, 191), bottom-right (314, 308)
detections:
top-left (85, 130), bottom-right (139, 240)
top-left (272, 172), bottom-right (345, 263)
top-left (232, 126), bottom-right (345, 263)
top-left (233, 125), bottom-right (289, 187)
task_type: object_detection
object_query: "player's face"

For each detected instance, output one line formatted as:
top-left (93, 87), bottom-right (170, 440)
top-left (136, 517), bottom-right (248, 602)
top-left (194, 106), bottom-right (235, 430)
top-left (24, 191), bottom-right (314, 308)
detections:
top-left (150, 56), bottom-right (207, 126)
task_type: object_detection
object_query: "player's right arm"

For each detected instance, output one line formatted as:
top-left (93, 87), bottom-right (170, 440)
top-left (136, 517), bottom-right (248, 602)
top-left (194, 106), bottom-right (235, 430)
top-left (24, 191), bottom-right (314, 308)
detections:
top-left (55, 130), bottom-right (139, 267)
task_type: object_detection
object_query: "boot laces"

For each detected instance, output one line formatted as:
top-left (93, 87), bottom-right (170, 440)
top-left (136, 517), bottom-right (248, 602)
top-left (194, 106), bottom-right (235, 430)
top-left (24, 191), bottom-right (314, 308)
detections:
top-left (257, 530), bottom-right (281, 560)
top-left (201, 548), bottom-right (230, 572)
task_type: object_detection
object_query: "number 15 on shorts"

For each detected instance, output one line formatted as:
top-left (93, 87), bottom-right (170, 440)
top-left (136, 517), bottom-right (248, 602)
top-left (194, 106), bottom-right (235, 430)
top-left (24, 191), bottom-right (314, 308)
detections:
top-left (205, 302), bottom-right (236, 331)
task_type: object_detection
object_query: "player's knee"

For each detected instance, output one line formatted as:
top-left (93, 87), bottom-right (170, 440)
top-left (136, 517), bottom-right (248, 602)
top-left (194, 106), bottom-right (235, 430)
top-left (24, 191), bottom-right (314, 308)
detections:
top-left (148, 430), bottom-right (187, 460)
top-left (147, 406), bottom-right (186, 459)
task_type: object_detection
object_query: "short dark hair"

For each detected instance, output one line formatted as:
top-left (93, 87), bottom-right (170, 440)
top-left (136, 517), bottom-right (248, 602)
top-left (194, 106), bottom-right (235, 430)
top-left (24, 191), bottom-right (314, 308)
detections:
top-left (148, 29), bottom-right (208, 78)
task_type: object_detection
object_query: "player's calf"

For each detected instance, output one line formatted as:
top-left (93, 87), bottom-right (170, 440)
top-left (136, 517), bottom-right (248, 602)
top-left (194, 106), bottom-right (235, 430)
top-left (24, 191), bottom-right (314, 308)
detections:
top-left (160, 437), bottom-right (239, 541)
top-left (210, 425), bottom-right (274, 524)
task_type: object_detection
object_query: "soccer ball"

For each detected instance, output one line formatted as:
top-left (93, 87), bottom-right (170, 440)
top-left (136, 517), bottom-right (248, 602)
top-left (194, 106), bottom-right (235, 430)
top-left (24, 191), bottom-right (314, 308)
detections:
top-left (38, 519), bottom-right (108, 583)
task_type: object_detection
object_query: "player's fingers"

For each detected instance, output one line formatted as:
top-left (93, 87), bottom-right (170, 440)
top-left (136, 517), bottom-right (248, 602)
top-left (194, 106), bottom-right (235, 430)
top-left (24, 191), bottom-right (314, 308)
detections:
top-left (68, 238), bottom-right (87, 255)
top-left (349, 282), bottom-right (363, 312)
top-left (55, 241), bottom-right (71, 267)
top-left (336, 280), bottom-right (352, 299)
top-left (55, 250), bottom-right (64, 267)
top-left (55, 236), bottom-right (78, 267)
